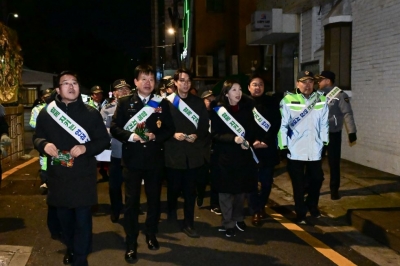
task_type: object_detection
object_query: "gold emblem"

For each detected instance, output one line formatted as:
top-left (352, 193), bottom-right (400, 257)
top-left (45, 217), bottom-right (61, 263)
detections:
top-left (305, 71), bottom-right (309, 75)
top-left (156, 118), bottom-right (162, 128)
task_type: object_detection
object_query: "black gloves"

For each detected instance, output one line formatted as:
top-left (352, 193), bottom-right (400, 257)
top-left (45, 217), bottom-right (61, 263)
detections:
top-left (349, 133), bottom-right (357, 143)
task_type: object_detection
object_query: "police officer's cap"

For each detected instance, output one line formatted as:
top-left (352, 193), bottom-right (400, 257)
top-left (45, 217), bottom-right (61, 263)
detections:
top-left (297, 71), bottom-right (314, 81)
top-left (318, 71), bottom-right (335, 82)
top-left (113, 79), bottom-right (131, 90)
top-left (201, 90), bottom-right (213, 99)
top-left (91, 86), bottom-right (103, 94)
top-left (42, 88), bottom-right (53, 98)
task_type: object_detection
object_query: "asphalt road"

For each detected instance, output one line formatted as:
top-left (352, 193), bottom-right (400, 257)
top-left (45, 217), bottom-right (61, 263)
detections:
top-left (0, 158), bottom-right (378, 266)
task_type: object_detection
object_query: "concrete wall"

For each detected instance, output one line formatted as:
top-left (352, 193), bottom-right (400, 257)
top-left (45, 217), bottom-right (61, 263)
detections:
top-left (340, 0), bottom-right (400, 175)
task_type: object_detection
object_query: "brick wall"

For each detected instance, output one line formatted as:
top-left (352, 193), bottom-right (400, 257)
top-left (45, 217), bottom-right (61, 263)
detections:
top-left (340, 0), bottom-right (400, 175)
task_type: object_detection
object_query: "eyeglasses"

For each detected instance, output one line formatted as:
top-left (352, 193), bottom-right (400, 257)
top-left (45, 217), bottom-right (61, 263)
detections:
top-left (117, 87), bottom-right (130, 91)
top-left (59, 81), bottom-right (79, 87)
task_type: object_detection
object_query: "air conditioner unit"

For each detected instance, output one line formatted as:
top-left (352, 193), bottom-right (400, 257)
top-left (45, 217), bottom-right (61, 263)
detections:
top-left (196, 56), bottom-right (213, 77)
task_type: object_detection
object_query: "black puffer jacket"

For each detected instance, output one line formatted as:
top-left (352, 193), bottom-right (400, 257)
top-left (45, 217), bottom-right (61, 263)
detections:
top-left (33, 95), bottom-right (110, 208)
top-left (210, 95), bottom-right (257, 194)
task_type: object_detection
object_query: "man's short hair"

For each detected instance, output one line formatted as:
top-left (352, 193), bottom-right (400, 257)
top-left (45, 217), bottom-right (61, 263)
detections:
top-left (57, 70), bottom-right (79, 84)
top-left (134, 65), bottom-right (154, 80)
top-left (173, 68), bottom-right (192, 81)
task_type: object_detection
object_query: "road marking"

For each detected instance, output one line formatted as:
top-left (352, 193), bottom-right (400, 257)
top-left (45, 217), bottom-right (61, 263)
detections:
top-left (1, 157), bottom-right (39, 180)
top-left (265, 207), bottom-right (357, 266)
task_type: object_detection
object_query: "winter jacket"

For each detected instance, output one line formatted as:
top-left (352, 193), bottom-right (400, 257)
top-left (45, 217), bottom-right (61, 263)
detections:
top-left (251, 94), bottom-right (281, 167)
top-left (33, 95), bottom-right (110, 208)
top-left (164, 93), bottom-right (209, 169)
top-left (210, 96), bottom-right (257, 194)
top-left (320, 86), bottom-right (357, 134)
top-left (278, 89), bottom-right (329, 161)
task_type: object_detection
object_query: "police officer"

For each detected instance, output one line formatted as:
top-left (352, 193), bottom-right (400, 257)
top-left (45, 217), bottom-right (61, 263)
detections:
top-left (278, 71), bottom-right (329, 224)
top-left (110, 65), bottom-right (175, 263)
top-left (100, 79), bottom-right (131, 223)
top-left (316, 70), bottom-right (357, 200)
top-left (88, 85), bottom-right (107, 111)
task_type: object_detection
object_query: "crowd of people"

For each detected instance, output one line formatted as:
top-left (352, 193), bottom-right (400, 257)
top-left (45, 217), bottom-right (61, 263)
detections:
top-left (28, 66), bottom-right (356, 265)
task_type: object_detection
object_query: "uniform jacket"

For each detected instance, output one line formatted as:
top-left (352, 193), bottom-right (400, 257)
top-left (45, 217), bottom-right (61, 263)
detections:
top-left (33, 95), bottom-right (110, 208)
top-left (110, 92), bottom-right (175, 170)
top-left (29, 103), bottom-right (46, 128)
top-left (210, 96), bottom-right (257, 194)
top-left (164, 93), bottom-right (209, 169)
top-left (321, 86), bottom-right (357, 133)
top-left (251, 94), bottom-right (281, 167)
top-left (100, 100), bottom-right (122, 158)
top-left (278, 89), bottom-right (329, 161)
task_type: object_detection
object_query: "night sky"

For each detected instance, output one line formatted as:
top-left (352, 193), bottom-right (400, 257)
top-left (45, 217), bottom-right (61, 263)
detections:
top-left (6, 0), bottom-right (152, 92)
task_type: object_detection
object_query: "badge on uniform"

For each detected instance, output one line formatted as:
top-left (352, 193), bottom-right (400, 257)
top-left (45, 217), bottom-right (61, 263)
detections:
top-left (157, 118), bottom-right (162, 128)
top-left (130, 103), bottom-right (134, 109)
top-left (344, 98), bottom-right (349, 103)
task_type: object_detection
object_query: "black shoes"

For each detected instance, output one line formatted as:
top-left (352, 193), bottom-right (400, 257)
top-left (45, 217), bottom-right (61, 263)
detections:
top-left (182, 226), bottom-right (200, 238)
top-left (196, 197), bottom-right (204, 207)
top-left (110, 212), bottom-right (120, 223)
top-left (146, 234), bottom-right (160, 250)
top-left (125, 244), bottom-right (138, 264)
top-left (63, 251), bottom-right (74, 265)
top-left (225, 228), bottom-right (236, 237)
top-left (331, 190), bottom-right (341, 200)
top-left (211, 207), bottom-right (222, 215)
top-left (235, 221), bottom-right (247, 232)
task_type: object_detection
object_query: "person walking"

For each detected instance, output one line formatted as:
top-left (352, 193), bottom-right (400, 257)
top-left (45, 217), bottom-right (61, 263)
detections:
top-left (278, 71), bottom-right (329, 224)
top-left (100, 79), bottom-right (131, 223)
top-left (210, 79), bottom-right (258, 237)
top-left (110, 65), bottom-right (175, 263)
top-left (247, 74), bottom-right (281, 226)
top-left (316, 70), bottom-right (357, 200)
top-left (164, 68), bottom-right (209, 238)
top-left (33, 70), bottom-right (110, 266)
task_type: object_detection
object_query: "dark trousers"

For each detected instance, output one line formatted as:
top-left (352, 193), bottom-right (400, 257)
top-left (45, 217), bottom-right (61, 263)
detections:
top-left (47, 205), bottom-right (62, 237)
top-left (196, 163), bottom-right (209, 201)
top-left (108, 157), bottom-right (124, 215)
top-left (57, 206), bottom-right (92, 266)
top-left (250, 166), bottom-right (274, 213)
top-left (219, 193), bottom-right (245, 229)
top-left (287, 159), bottom-right (324, 219)
top-left (209, 162), bottom-right (220, 208)
top-left (167, 167), bottom-right (200, 227)
top-left (42, 170), bottom-right (62, 236)
top-left (327, 131), bottom-right (342, 192)
top-left (123, 167), bottom-right (162, 244)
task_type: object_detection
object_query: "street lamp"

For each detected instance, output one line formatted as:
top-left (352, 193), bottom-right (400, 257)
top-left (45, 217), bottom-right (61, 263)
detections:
top-left (6, 13), bottom-right (18, 25)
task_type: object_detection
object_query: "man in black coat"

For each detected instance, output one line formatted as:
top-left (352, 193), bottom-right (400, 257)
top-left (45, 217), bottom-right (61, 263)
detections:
top-left (110, 65), bottom-right (175, 263)
top-left (33, 70), bottom-right (110, 266)
top-left (247, 74), bottom-right (281, 226)
top-left (163, 68), bottom-right (209, 238)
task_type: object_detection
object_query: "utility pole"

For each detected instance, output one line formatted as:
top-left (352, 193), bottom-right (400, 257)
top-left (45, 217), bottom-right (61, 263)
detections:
top-left (168, 0), bottom-right (181, 68)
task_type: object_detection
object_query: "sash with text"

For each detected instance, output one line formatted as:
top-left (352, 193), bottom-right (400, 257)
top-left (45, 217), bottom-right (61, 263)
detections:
top-left (123, 95), bottom-right (163, 131)
top-left (214, 106), bottom-right (259, 163)
top-left (167, 93), bottom-right (199, 129)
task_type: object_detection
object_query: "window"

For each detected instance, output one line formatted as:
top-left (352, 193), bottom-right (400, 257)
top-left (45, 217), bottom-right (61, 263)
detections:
top-left (324, 22), bottom-right (352, 90)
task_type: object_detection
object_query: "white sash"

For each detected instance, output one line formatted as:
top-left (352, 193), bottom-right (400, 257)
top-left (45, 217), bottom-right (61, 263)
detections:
top-left (252, 107), bottom-right (271, 132)
top-left (214, 106), bottom-right (259, 163)
top-left (166, 93), bottom-right (199, 128)
top-left (289, 93), bottom-right (319, 130)
top-left (325, 86), bottom-right (341, 104)
top-left (123, 95), bottom-right (163, 131)
top-left (47, 101), bottom-right (111, 161)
